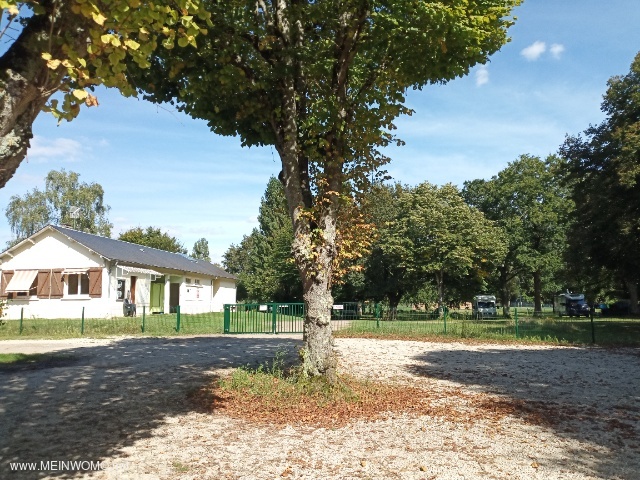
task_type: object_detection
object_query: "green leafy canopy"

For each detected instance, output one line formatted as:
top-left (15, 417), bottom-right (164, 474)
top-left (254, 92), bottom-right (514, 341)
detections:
top-left (5, 169), bottom-right (112, 247)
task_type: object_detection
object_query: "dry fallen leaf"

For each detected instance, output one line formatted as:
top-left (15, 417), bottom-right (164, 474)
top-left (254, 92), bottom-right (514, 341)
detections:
top-left (281, 466), bottom-right (292, 477)
top-left (531, 461), bottom-right (540, 469)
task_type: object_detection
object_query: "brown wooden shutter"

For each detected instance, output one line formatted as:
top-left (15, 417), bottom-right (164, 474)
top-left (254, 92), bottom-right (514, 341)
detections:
top-left (50, 269), bottom-right (64, 298)
top-left (88, 268), bottom-right (102, 298)
top-left (37, 270), bottom-right (51, 298)
top-left (0, 270), bottom-right (14, 299)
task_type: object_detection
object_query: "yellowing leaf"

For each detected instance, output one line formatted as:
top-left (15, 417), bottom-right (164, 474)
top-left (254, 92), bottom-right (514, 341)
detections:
top-left (92, 12), bottom-right (107, 26)
top-left (46, 59), bottom-right (62, 70)
top-left (124, 39), bottom-right (140, 50)
top-left (72, 89), bottom-right (89, 100)
top-left (41, 52), bottom-right (52, 61)
top-left (85, 94), bottom-right (99, 107)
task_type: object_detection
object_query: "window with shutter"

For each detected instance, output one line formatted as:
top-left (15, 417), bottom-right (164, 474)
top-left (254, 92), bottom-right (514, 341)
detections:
top-left (0, 271), bottom-right (14, 299)
top-left (50, 270), bottom-right (63, 298)
top-left (37, 270), bottom-right (51, 298)
top-left (89, 269), bottom-right (102, 298)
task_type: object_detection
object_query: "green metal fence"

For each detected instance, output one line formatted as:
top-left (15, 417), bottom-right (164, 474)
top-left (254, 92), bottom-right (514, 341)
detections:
top-left (223, 303), bottom-right (305, 334)
top-left (2, 303), bottom-right (638, 345)
top-left (223, 302), bottom-right (640, 345)
top-left (0, 306), bottom-right (225, 339)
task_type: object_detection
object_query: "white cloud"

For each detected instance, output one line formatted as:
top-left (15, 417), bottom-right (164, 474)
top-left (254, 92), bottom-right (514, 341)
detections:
top-left (27, 136), bottom-right (85, 162)
top-left (550, 43), bottom-right (565, 59)
top-left (475, 65), bottom-right (489, 86)
top-left (521, 41), bottom-right (547, 61)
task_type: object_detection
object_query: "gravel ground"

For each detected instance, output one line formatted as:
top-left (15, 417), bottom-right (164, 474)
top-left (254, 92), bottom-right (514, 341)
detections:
top-left (0, 335), bottom-right (638, 479)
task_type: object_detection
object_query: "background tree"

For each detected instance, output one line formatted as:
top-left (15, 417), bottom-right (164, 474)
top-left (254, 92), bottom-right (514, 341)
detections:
top-left (5, 168), bottom-right (111, 246)
top-left (223, 177), bottom-right (302, 302)
top-left (191, 238), bottom-right (211, 262)
top-left (222, 233), bottom-right (259, 301)
top-left (400, 182), bottom-right (507, 313)
top-left (133, 0), bottom-right (520, 379)
top-left (0, 0), bottom-right (210, 188)
top-left (118, 226), bottom-right (187, 254)
top-left (463, 155), bottom-right (571, 314)
top-left (363, 183), bottom-right (412, 313)
top-left (560, 52), bottom-right (640, 312)
top-left (362, 183), bottom-right (505, 314)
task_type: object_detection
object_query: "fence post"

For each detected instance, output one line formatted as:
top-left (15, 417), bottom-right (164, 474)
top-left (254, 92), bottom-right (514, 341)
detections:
top-left (514, 308), bottom-right (519, 338)
top-left (223, 305), bottom-right (230, 333)
top-left (141, 306), bottom-right (146, 333)
top-left (81, 306), bottom-right (85, 335)
top-left (19, 307), bottom-right (23, 335)
top-left (375, 303), bottom-right (380, 329)
top-left (590, 306), bottom-right (595, 344)
top-left (271, 303), bottom-right (277, 334)
top-left (443, 307), bottom-right (447, 334)
top-left (175, 305), bottom-right (181, 332)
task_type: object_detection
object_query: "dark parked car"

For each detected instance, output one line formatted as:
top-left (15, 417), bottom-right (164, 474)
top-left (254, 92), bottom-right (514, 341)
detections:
top-left (554, 293), bottom-right (590, 317)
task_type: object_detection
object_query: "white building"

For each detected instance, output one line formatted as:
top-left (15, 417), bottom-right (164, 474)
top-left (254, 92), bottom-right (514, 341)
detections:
top-left (0, 225), bottom-right (236, 319)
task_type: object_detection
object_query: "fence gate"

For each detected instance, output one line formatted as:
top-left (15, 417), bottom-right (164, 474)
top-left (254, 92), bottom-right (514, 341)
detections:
top-left (224, 303), bottom-right (305, 334)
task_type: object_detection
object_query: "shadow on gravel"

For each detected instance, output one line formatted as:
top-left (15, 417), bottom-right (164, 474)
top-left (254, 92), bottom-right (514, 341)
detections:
top-left (0, 335), bottom-right (302, 479)
top-left (406, 346), bottom-right (640, 479)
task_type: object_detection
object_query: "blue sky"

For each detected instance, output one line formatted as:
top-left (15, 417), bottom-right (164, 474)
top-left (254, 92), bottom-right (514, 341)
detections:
top-left (1, 0), bottom-right (640, 263)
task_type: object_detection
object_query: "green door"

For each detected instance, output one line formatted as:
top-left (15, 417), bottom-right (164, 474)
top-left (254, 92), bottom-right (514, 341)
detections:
top-left (150, 281), bottom-right (165, 313)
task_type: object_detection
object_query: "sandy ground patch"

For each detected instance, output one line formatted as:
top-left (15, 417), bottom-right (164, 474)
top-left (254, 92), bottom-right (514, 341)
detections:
top-left (0, 335), bottom-right (638, 479)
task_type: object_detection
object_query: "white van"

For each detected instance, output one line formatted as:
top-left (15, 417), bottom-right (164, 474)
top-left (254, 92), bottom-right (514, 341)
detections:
top-left (472, 295), bottom-right (497, 318)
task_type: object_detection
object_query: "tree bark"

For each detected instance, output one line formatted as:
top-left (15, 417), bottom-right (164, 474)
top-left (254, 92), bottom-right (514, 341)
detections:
top-left (387, 292), bottom-right (403, 320)
top-left (499, 266), bottom-right (511, 316)
top-left (0, 12), bottom-right (54, 188)
top-left (533, 270), bottom-right (542, 314)
top-left (626, 279), bottom-right (639, 315)
top-left (299, 245), bottom-right (337, 382)
top-left (0, 3), bottom-right (89, 189)
top-left (274, 42), bottom-right (338, 380)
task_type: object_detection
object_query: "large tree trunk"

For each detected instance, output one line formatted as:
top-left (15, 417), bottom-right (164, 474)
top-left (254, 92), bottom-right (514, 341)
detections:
top-left (298, 225), bottom-right (338, 382)
top-left (387, 291), bottom-right (403, 320)
top-left (275, 65), bottom-right (337, 381)
top-left (0, 3), bottom-right (91, 189)
top-left (533, 270), bottom-right (542, 314)
top-left (0, 69), bottom-right (50, 188)
top-left (626, 279), bottom-right (639, 315)
top-left (0, 13), bottom-right (54, 188)
top-left (499, 266), bottom-right (511, 316)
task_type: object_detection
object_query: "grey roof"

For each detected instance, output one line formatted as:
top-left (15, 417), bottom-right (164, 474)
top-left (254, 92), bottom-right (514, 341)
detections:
top-left (41, 225), bottom-right (236, 280)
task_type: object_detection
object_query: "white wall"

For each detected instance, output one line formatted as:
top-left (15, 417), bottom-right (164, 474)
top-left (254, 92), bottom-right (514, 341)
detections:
top-left (0, 229), bottom-right (237, 319)
top-left (212, 278), bottom-right (237, 312)
top-left (1, 233), bottom-right (103, 270)
top-left (180, 276), bottom-right (214, 314)
top-left (1, 231), bottom-right (111, 319)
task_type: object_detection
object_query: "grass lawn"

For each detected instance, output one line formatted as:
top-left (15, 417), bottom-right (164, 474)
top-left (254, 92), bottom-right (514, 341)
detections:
top-left (0, 312), bottom-right (225, 340)
top-left (1, 310), bottom-right (638, 346)
top-left (0, 352), bottom-right (79, 371)
top-left (333, 316), bottom-right (640, 346)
